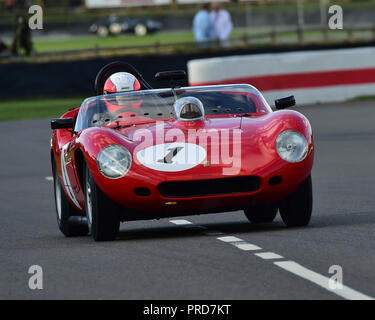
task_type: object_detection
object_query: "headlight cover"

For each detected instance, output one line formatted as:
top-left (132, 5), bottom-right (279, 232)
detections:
top-left (276, 130), bottom-right (308, 163)
top-left (97, 145), bottom-right (132, 179)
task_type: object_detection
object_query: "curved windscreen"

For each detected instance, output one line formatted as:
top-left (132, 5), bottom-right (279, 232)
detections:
top-left (74, 84), bottom-right (272, 132)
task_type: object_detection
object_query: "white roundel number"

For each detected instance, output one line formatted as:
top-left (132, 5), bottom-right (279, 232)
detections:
top-left (136, 143), bottom-right (206, 172)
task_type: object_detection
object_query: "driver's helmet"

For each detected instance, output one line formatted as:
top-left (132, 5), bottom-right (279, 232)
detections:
top-left (103, 72), bottom-right (142, 113)
top-left (104, 72), bottom-right (141, 95)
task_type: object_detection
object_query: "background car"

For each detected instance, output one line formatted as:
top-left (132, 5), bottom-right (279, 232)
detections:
top-left (89, 15), bottom-right (163, 37)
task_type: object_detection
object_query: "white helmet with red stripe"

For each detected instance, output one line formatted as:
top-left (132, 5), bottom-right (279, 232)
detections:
top-left (103, 72), bottom-right (141, 94)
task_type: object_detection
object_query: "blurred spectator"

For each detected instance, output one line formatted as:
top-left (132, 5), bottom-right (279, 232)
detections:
top-left (0, 39), bottom-right (9, 55)
top-left (5, 0), bottom-right (16, 9)
top-left (11, 15), bottom-right (33, 56)
top-left (210, 2), bottom-right (233, 47)
top-left (193, 3), bottom-right (213, 47)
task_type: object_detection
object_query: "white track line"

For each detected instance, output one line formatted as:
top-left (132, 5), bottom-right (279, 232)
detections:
top-left (169, 218), bottom-right (374, 300)
top-left (274, 261), bottom-right (374, 300)
top-left (45, 176), bottom-right (53, 181)
top-left (170, 219), bottom-right (193, 225)
top-left (170, 219), bottom-right (207, 230)
top-left (233, 243), bottom-right (262, 251)
top-left (255, 252), bottom-right (284, 260)
top-left (217, 236), bottom-right (243, 243)
top-left (217, 236), bottom-right (262, 251)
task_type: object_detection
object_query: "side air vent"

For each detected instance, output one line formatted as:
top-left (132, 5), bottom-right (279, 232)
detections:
top-left (269, 176), bottom-right (282, 186)
top-left (134, 187), bottom-right (151, 197)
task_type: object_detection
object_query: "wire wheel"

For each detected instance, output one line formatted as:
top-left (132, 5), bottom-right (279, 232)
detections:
top-left (134, 24), bottom-right (147, 36)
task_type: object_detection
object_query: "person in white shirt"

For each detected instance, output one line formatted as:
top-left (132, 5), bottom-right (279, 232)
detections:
top-left (210, 2), bottom-right (233, 47)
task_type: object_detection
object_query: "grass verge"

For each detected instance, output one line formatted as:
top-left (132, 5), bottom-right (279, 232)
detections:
top-left (11, 27), bottom-right (365, 54)
top-left (33, 32), bottom-right (196, 52)
top-left (0, 97), bottom-right (83, 122)
top-left (349, 95), bottom-right (375, 101)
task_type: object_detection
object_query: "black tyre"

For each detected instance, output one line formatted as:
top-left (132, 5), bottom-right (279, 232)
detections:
top-left (279, 174), bottom-right (313, 227)
top-left (53, 159), bottom-right (89, 237)
top-left (83, 162), bottom-right (120, 241)
top-left (244, 204), bottom-right (278, 224)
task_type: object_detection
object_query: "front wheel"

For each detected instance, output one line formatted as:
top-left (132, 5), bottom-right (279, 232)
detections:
top-left (279, 174), bottom-right (313, 227)
top-left (84, 162), bottom-right (120, 241)
top-left (244, 205), bottom-right (278, 224)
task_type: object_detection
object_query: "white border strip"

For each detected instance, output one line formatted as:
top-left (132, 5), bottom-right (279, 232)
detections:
top-left (188, 47), bottom-right (375, 82)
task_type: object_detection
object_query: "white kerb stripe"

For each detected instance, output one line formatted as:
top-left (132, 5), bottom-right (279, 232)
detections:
top-left (274, 261), bottom-right (374, 300)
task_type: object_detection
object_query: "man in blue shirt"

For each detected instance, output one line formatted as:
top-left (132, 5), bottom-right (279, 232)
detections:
top-left (193, 3), bottom-right (213, 47)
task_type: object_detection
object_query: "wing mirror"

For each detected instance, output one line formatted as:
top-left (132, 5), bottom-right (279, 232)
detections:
top-left (51, 118), bottom-right (74, 130)
top-left (155, 70), bottom-right (186, 81)
top-left (275, 96), bottom-right (296, 110)
top-left (155, 70), bottom-right (186, 89)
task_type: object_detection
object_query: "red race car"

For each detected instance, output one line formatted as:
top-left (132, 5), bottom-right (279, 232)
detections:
top-left (50, 62), bottom-right (314, 241)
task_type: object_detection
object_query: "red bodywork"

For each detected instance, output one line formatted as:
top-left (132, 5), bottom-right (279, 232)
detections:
top-left (51, 90), bottom-right (314, 222)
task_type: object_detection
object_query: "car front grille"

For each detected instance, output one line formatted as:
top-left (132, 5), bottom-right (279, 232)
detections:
top-left (158, 176), bottom-right (261, 198)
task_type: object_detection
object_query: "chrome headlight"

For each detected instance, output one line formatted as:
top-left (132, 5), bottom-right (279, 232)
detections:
top-left (276, 130), bottom-right (308, 163)
top-left (97, 145), bottom-right (132, 179)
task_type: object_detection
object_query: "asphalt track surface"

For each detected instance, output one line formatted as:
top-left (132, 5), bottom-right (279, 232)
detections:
top-left (1, 100), bottom-right (375, 300)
